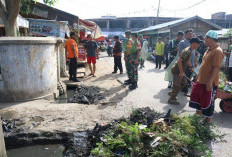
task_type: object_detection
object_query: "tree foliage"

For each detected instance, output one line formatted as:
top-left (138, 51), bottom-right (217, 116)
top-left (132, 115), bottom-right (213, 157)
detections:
top-left (223, 28), bottom-right (232, 37)
top-left (20, 0), bottom-right (58, 14)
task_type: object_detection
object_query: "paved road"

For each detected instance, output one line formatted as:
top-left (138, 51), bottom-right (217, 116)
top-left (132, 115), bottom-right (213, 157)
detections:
top-left (111, 59), bottom-right (232, 157)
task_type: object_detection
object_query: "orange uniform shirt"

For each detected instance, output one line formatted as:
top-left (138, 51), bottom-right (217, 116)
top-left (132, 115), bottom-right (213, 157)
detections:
top-left (66, 39), bottom-right (78, 58)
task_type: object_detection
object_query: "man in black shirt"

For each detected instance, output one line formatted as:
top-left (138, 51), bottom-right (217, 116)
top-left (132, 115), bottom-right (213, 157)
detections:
top-left (84, 34), bottom-right (99, 77)
top-left (112, 36), bottom-right (123, 74)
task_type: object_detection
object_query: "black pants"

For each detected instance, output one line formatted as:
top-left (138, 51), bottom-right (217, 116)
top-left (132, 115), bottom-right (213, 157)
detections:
top-left (165, 53), bottom-right (169, 67)
top-left (69, 58), bottom-right (78, 78)
top-left (182, 68), bottom-right (192, 93)
top-left (229, 67), bottom-right (232, 81)
top-left (169, 56), bottom-right (175, 64)
top-left (114, 56), bottom-right (123, 72)
top-left (156, 55), bottom-right (163, 69)
top-left (140, 59), bottom-right (145, 67)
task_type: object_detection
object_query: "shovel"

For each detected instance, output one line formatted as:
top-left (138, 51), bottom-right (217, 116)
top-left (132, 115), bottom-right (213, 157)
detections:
top-left (184, 75), bottom-right (194, 85)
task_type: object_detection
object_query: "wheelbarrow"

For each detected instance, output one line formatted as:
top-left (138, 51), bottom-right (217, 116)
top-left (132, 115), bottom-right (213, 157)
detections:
top-left (215, 90), bottom-right (232, 113)
top-left (184, 72), bottom-right (232, 113)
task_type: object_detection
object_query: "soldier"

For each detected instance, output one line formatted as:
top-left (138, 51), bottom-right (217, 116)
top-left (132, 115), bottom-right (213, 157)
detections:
top-left (197, 35), bottom-right (207, 64)
top-left (168, 38), bottom-right (201, 105)
top-left (112, 36), bottom-right (123, 74)
top-left (123, 31), bottom-right (133, 85)
top-left (178, 29), bottom-right (194, 94)
top-left (166, 31), bottom-right (184, 88)
top-left (168, 31), bottom-right (184, 63)
top-left (128, 33), bottom-right (141, 90)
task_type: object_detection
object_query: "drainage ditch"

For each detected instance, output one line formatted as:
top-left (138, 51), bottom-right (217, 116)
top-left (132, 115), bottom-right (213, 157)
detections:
top-left (3, 108), bottom-right (161, 157)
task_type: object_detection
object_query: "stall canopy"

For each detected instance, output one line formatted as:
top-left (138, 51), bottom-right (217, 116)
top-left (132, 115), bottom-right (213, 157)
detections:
top-left (95, 36), bottom-right (105, 41)
top-left (79, 19), bottom-right (102, 39)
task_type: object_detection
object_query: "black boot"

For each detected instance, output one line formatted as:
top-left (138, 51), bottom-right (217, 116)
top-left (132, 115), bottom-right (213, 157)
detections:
top-left (124, 79), bottom-right (132, 85)
top-left (72, 77), bottom-right (80, 82)
top-left (69, 76), bottom-right (73, 81)
top-left (129, 82), bottom-right (138, 90)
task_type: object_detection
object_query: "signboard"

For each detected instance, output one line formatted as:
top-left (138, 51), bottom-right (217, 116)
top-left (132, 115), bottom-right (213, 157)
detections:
top-left (28, 19), bottom-right (67, 37)
top-left (78, 46), bottom-right (86, 64)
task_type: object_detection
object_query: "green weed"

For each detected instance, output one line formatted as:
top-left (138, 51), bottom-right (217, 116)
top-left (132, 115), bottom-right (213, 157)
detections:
top-left (91, 111), bottom-right (224, 157)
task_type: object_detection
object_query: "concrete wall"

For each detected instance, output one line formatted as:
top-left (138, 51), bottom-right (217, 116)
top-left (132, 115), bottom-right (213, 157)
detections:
top-left (0, 37), bottom-right (58, 102)
top-left (59, 41), bottom-right (68, 77)
top-left (0, 119), bottom-right (7, 157)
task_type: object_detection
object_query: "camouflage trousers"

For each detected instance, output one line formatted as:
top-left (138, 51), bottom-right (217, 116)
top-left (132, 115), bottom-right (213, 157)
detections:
top-left (128, 55), bottom-right (138, 82)
top-left (125, 56), bottom-right (130, 79)
top-left (169, 72), bottom-right (187, 99)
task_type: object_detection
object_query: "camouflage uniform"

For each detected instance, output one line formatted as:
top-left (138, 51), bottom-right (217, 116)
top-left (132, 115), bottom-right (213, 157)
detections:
top-left (128, 40), bottom-right (141, 82)
top-left (169, 47), bottom-right (192, 101)
top-left (123, 39), bottom-right (133, 79)
top-left (168, 39), bottom-right (181, 63)
top-left (197, 41), bottom-right (207, 64)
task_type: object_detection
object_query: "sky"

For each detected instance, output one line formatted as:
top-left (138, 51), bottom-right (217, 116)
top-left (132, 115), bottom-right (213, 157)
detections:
top-left (39, 0), bottom-right (232, 19)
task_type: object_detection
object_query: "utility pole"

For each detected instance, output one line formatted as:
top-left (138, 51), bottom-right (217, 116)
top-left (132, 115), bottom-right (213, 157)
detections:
top-left (156, 0), bottom-right (161, 25)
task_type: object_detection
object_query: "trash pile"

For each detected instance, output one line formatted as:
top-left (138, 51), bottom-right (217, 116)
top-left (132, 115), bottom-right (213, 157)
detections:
top-left (68, 85), bottom-right (105, 104)
top-left (89, 108), bottom-right (223, 157)
top-left (2, 118), bottom-right (25, 135)
top-left (219, 72), bottom-right (232, 93)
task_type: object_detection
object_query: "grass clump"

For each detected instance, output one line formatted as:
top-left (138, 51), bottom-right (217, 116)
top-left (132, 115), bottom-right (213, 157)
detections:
top-left (91, 109), bottom-right (224, 157)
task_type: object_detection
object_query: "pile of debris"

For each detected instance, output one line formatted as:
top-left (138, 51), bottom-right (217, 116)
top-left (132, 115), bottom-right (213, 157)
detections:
top-left (2, 119), bottom-right (25, 135)
top-left (89, 108), bottom-right (223, 157)
top-left (68, 85), bottom-right (105, 104)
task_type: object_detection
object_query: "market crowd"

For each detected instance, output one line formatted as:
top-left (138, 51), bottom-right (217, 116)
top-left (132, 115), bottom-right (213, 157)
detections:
top-left (146, 29), bottom-right (224, 123)
top-left (110, 29), bottom-right (224, 123)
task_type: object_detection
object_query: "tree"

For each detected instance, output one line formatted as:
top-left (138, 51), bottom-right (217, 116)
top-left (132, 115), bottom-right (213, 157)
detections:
top-left (224, 28), bottom-right (232, 37)
top-left (0, 0), bottom-right (57, 36)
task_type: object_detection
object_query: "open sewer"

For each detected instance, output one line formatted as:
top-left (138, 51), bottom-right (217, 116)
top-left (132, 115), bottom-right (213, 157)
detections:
top-left (7, 145), bottom-right (65, 157)
top-left (3, 108), bottom-right (162, 157)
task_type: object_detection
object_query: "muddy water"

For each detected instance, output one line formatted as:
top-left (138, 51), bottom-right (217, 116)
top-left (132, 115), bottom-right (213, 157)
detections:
top-left (54, 89), bottom-right (75, 103)
top-left (7, 144), bottom-right (65, 157)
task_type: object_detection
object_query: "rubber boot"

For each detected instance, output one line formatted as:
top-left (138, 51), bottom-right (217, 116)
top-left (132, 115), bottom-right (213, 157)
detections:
top-left (168, 97), bottom-right (179, 105)
top-left (124, 79), bottom-right (132, 85)
top-left (129, 82), bottom-right (138, 90)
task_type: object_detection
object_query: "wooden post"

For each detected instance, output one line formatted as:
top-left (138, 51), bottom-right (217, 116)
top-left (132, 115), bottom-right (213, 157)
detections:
top-left (0, 118), bottom-right (7, 157)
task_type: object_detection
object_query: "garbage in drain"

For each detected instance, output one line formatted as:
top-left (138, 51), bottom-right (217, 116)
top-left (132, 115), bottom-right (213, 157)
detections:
top-left (68, 85), bottom-right (105, 104)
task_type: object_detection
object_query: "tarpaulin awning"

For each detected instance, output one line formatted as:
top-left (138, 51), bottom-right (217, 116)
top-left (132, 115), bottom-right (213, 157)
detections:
top-left (95, 36), bottom-right (105, 41)
top-left (79, 19), bottom-right (96, 30)
top-left (79, 19), bottom-right (102, 39)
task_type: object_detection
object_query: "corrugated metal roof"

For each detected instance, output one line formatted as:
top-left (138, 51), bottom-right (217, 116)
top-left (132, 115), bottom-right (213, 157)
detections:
top-left (138, 16), bottom-right (222, 33)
